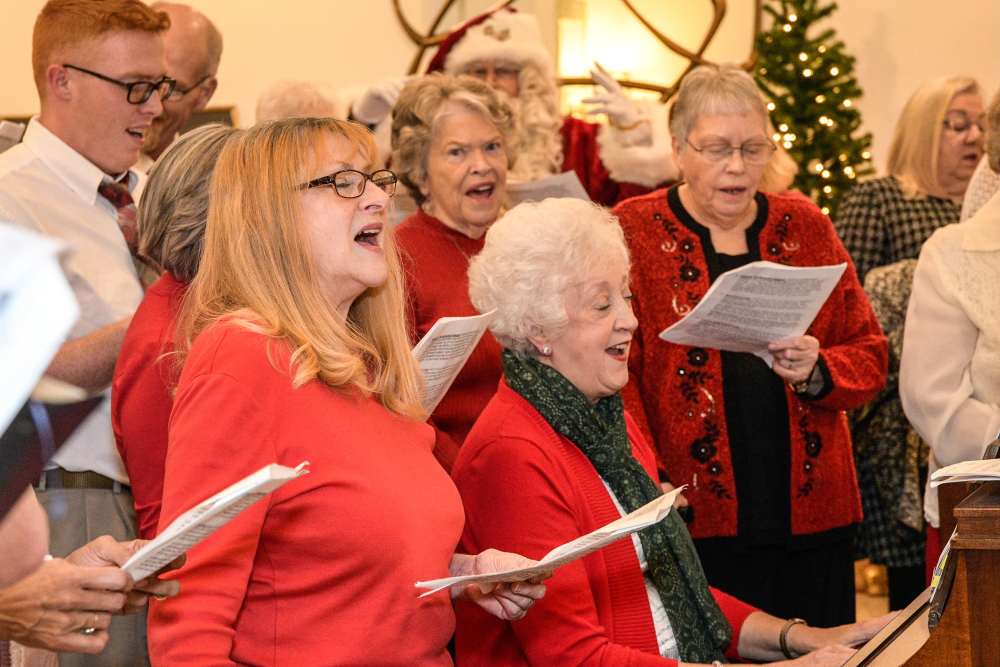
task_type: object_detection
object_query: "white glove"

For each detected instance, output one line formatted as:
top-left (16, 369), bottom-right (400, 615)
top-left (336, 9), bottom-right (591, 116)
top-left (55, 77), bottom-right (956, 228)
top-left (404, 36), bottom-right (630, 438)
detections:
top-left (351, 76), bottom-right (410, 125)
top-left (583, 62), bottom-right (651, 146)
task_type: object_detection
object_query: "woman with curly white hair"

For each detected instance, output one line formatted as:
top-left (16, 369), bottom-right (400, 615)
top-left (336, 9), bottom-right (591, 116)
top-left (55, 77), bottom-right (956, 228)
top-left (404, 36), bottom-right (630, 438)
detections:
top-left (452, 197), bottom-right (889, 666)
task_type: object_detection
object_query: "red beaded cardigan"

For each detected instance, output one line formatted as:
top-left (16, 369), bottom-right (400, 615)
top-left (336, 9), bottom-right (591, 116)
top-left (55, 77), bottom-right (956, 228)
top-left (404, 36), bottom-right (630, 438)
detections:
top-left (615, 188), bottom-right (887, 540)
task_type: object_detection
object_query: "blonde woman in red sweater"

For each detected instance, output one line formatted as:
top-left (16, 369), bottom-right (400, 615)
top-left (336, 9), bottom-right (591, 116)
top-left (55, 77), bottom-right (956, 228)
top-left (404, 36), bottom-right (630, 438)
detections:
top-left (147, 117), bottom-right (544, 666)
top-left (391, 73), bottom-right (516, 471)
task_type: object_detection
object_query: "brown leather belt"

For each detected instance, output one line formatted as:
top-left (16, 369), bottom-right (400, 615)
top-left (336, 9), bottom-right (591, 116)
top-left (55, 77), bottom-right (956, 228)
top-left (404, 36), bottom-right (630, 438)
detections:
top-left (35, 469), bottom-right (129, 491)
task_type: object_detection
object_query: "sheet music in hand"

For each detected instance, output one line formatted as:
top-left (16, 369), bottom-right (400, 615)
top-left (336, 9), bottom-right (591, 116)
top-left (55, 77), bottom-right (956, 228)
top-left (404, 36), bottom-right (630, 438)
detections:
top-left (0, 225), bottom-right (79, 434)
top-left (414, 486), bottom-right (684, 597)
top-left (122, 461), bottom-right (309, 581)
top-left (506, 171), bottom-right (589, 207)
top-left (412, 310), bottom-right (496, 414)
top-left (658, 261), bottom-right (846, 367)
top-left (930, 458), bottom-right (1000, 487)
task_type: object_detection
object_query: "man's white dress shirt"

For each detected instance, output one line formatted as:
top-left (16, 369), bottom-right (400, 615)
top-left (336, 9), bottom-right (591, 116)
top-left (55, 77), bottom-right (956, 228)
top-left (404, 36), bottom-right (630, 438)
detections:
top-left (0, 119), bottom-right (144, 482)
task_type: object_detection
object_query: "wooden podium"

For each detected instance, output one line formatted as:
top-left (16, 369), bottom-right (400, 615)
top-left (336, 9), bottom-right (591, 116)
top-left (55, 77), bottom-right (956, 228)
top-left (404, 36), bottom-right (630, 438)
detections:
top-left (846, 482), bottom-right (1000, 665)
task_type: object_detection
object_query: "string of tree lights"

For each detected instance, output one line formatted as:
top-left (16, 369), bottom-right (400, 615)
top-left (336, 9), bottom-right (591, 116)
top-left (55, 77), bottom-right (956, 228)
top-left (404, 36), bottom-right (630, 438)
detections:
top-left (754, 0), bottom-right (874, 217)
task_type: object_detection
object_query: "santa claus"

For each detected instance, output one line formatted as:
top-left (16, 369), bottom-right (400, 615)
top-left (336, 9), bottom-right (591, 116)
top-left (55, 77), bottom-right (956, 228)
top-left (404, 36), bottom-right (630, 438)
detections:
top-left (352, 6), bottom-right (678, 206)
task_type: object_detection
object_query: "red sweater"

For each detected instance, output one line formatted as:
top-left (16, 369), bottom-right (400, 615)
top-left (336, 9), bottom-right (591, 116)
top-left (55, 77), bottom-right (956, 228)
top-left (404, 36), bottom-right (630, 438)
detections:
top-left (561, 116), bottom-right (656, 207)
top-left (147, 322), bottom-right (464, 666)
top-left (452, 380), bottom-right (757, 666)
top-left (111, 271), bottom-right (185, 539)
top-left (396, 210), bottom-right (503, 471)
top-left (614, 188), bottom-right (887, 539)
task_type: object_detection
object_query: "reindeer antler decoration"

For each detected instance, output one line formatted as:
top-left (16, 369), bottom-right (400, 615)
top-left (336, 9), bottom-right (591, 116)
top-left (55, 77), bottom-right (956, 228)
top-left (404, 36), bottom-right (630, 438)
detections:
top-left (395, 0), bottom-right (764, 102)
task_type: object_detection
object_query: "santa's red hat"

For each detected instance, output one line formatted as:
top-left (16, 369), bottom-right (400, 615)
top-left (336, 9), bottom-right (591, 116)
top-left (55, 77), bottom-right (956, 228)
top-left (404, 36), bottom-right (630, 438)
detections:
top-left (426, 6), bottom-right (553, 77)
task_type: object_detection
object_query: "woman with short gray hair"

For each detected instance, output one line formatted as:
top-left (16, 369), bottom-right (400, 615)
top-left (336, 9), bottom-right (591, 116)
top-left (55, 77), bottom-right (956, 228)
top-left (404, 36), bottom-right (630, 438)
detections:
top-left (113, 123), bottom-right (241, 539)
top-left (455, 197), bottom-right (890, 666)
top-left (390, 73), bottom-right (517, 470)
top-left (614, 64), bottom-right (886, 626)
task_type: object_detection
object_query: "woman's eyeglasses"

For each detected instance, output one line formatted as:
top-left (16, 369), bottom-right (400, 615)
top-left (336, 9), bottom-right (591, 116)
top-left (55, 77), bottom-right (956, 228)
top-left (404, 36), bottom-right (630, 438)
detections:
top-left (942, 111), bottom-right (985, 136)
top-left (685, 139), bottom-right (777, 165)
top-left (301, 169), bottom-right (397, 198)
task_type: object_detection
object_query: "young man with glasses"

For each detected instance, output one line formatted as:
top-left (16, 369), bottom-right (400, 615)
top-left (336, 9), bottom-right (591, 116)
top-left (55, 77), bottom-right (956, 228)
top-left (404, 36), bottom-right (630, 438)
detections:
top-left (137, 2), bottom-right (223, 172)
top-left (0, 1), bottom-right (171, 664)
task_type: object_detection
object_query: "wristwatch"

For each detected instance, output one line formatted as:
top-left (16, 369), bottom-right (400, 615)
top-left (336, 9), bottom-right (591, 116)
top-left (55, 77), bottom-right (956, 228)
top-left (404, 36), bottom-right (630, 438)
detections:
top-left (793, 364), bottom-right (822, 395)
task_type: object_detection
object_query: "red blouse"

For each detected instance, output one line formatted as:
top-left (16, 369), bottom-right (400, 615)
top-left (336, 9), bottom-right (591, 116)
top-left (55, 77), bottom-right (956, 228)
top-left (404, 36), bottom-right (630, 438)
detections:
top-left (111, 271), bottom-right (185, 539)
top-left (614, 188), bottom-right (887, 539)
top-left (453, 380), bottom-right (757, 666)
top-left (396, 209), bottom-right (503, 471)
top-left (147, 322), bottom-right (464, 666)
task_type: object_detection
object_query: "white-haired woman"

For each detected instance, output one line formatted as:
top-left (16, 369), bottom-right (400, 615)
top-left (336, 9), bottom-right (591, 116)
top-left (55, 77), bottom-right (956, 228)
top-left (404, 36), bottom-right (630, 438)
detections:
top-left (390, 73), bottom-right (516, 470)
top-left (147, 117), bottom-right (544, 666)
top-left (254, 80), bottom-right (343, 123)
top-left (454, 197), bottom-right (889, 666)
top-left (614, 65), bottom-right (887, 626)
top-left (836, 76), bottom-right (984, 283)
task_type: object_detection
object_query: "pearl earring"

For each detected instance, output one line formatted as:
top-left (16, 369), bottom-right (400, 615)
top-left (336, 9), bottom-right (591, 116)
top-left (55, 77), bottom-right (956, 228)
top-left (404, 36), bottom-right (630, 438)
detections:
top-left (541, 345), bottom-right (552, 356)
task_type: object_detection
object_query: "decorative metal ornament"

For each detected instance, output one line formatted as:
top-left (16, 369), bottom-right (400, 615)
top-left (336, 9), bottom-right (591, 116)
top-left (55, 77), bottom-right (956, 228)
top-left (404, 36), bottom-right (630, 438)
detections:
top-left (393, 0), bottom-right (764, 102)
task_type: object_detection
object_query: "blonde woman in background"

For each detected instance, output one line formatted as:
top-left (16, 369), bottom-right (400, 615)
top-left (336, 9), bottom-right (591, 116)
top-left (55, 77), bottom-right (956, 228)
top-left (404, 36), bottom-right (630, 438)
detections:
top-left (835, 76), bottom-right (983, 283)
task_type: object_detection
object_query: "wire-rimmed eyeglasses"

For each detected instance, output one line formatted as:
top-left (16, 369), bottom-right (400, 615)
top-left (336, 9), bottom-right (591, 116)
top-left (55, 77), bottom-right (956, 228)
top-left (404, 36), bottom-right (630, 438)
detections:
top-left (685, 139), bottom-right (777, 165)
top-left (164, 74), bottom-right (213, 102)
top-left (942, 111), bottom-right (985, 136)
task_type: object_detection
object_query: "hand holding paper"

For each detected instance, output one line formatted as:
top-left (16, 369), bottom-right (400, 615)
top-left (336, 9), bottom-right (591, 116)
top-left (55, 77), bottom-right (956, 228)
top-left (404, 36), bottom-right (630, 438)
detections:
top-left (415, 486), bottom-right (684, 596)
top-left (122, 462), bottom-right (309, 581)
top-left (457, 550), bottom-right (548, 621)
top-left (413, 311), bottom-right (496, 414)
top-left (658, 261), bottom-right (846, 366)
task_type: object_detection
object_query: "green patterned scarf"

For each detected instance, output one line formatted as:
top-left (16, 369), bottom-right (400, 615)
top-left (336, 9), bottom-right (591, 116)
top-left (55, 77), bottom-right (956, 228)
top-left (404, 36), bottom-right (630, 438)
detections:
top-left (503, 350), bottom-right (731, 663)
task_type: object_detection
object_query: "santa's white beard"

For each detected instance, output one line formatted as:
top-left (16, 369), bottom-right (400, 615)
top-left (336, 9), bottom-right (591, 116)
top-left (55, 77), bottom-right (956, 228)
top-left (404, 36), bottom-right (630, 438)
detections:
top-left (496, 72), bottom-right (564, 182)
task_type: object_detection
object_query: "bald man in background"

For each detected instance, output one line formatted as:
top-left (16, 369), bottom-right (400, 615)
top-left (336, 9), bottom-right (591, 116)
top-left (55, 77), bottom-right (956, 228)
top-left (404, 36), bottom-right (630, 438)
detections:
top-left (136, 2), bottom-right (222, 172)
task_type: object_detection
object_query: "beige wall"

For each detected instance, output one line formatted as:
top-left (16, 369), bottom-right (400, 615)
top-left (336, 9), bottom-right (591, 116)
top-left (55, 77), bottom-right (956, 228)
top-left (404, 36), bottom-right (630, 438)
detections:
top-left (2, 0), bottom-right (996, 169)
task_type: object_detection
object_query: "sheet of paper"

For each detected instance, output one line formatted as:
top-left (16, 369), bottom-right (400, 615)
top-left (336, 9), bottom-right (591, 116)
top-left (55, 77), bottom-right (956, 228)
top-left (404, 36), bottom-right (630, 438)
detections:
top-left (412, 310), bottom-right (496, 414)
top-left (122, 461), bottom-right (309, 580)
top-left (414, 486), bottom-right (684, 596)
top-left (930, 458), bottom-right (1000, 487)
top-left (658, 261), bottom-right (847, 366)
top-left (506, 171), bottom-right (589, 206)
top-left (0, 224), bottom-right (79, 434)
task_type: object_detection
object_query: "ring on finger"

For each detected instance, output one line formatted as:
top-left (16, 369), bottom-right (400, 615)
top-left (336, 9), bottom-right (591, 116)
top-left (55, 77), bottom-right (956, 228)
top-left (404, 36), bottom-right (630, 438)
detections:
top-left (80, 626), bottom-right (97, 636)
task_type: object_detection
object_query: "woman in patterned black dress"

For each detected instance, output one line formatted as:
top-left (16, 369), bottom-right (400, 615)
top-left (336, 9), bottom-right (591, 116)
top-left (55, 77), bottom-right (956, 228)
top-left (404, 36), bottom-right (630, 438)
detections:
top-left (837, 76), bottom-right (985, 609)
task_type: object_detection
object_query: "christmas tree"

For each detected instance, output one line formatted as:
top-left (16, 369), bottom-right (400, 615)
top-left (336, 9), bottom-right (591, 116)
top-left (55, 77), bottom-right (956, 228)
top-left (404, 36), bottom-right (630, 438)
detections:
top-left (754, 0), bottom-right (874, 217)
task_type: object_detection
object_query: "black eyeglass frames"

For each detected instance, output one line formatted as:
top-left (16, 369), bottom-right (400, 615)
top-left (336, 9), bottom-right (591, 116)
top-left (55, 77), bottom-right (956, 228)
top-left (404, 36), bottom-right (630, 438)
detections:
top-left (302, 169), bottom-right (398, 198)
top-left (62, 64), bottom-right (176, 105)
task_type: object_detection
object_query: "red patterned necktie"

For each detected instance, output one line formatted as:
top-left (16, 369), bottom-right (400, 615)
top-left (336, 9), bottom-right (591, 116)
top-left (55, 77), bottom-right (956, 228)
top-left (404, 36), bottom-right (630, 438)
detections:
top-left (97, 177), bottom-right (139, 258)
